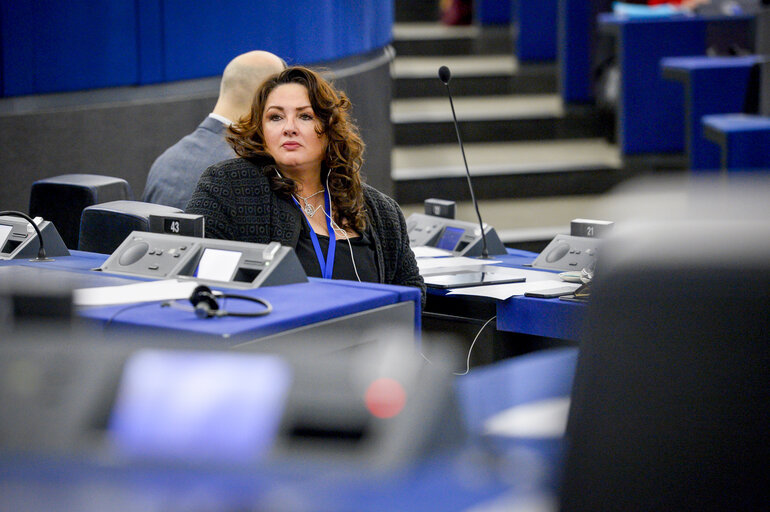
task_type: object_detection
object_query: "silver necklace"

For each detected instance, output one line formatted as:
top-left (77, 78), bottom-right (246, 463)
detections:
top-left (295, 189), bottom-right (325, 217)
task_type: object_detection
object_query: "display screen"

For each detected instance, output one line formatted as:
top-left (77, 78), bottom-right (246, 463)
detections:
top-left (194, 248), bottom-right (242, 282)
top-left (0, 224), bottom-right (12, 252)
top-left (435, 226), bottom-right (464, 251)
top-left (108, 349), bottom-right (292, 463)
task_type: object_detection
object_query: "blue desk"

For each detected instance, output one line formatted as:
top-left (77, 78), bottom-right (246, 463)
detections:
top-left (662, 55), bottom-right (760, 170)
top-left (598, 13), bottom-right (753, 157)
top-left (1, 251), bottom-right (422, 349)
top-left (495, 251), bottom-right (585, 342)
top-left (702, 113), bottom-right (770, 170)
top-left (427, 249), bottom-right (586, 343)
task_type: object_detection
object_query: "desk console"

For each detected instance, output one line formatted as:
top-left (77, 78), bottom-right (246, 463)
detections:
top-left (0, 215), bottom-right (69, 260)
top-left (99, 231), bottom-right (307, 288)
top-left (406, 213), bottom-right (506, 257)
top-left (531, 234), bottom-right (599, 272)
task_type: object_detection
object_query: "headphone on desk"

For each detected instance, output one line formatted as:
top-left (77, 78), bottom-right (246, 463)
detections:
top-left (166, 285), bottom-right (273, 319)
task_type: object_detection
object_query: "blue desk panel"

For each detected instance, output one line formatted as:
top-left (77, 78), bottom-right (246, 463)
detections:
top-left (516, 0), bottom-right (558, 62)
top-left (497, 294), bottom-right (585, 341)
top-left (476, 0), bottom-right (513, 25)
top-left (703, 113), bottom-right (770, 170)
top-left (599, 13), bottom-right (753, 156)
top-left (662, 55), bottom-right (760, 170)
top-left (487, 250), bottom-right (585, 341)
top-left (559, 0), bottom-right (600, 104)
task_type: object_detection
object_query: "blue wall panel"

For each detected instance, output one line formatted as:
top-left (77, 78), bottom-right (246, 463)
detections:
top-left (0, 0), bottom-right (394, 96)
top-left (1, 0), bottom-right (139, 95)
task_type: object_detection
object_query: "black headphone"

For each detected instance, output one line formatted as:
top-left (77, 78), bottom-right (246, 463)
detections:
top-left (187, 285), bottom-right (272, 319)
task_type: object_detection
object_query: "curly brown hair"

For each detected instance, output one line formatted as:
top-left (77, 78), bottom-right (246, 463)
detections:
top-left (226, 66), bottom-right (367, 231)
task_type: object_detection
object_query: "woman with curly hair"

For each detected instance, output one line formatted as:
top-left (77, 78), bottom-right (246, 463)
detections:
top-left (186, 66), bottom-right (424, 300)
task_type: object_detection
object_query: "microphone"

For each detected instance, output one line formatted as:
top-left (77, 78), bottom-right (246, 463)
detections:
top-left (0, 210), bottom-right (53, 262)
top-left (438, 65), bottom-right (490, 259)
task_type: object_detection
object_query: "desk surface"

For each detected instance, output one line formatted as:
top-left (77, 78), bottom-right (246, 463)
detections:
top-left (1, 251), bottom-right (422, 346)
top-left (703, 112), bottom-right (770, 133)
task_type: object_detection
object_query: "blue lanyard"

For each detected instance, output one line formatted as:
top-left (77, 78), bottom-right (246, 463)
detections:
top-left (293, 190), bottom-right (336, 279)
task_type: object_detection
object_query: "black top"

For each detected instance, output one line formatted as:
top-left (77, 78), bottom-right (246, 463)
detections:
top-left (185, 157), bottom-right (425, 305)
top-left (295, 220), bottom-right (379, 282)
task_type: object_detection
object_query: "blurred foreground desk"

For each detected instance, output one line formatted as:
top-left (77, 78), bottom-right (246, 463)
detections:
top-left (0, 337), bottom-right (577, 512)
top-left (0, 250), bottom-right (421, 351)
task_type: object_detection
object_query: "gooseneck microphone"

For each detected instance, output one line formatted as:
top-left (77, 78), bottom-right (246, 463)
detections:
top-left (438, 65), bottom-right (490, 259)
top-left (0, 210), bottom-right (53, 262)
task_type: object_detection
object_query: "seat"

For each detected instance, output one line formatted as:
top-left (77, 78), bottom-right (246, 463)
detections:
top-left (29, 174), bottom-right (133, 249)
top-left (560, 177), bottom-right (770, 511)
top-left (78, 200), bottom-right (182, 254)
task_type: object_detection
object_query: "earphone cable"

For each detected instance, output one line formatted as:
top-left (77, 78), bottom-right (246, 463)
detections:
top-left (325, 173), bottom-right (361, 282)
top-left (420, 315), bottom-right (497, 376)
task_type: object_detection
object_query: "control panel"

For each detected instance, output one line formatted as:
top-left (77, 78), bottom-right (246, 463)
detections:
top-left (406, 213), bottom-right (506, 257)
top-left (0, 215), bottom-right (70, 260)
top-left (99, 232), bottom-right (307, 289)
top-left (531, 234), bottom-right (599, 272)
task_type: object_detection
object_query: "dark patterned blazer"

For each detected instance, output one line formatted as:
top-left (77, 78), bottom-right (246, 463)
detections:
top-left (186, 157), bottom-right (425, 303)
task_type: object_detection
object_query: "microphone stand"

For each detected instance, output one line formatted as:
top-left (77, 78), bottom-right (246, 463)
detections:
top-left (438, 66), bottom-right (491, 259)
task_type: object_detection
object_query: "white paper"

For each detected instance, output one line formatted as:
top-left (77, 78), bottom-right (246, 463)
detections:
top-left (411, 246), bottom-right (453, 258)
top-left (74, 279), bottom-right (201, 307)
top-left (447, 276), bottom-right (579, 300)
top-left (417, 256), bottom-right (502, 274)
top-left (484, 396), bottom-right (571, 439)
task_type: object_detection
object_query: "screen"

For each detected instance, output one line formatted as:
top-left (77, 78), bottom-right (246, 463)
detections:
top-left (424, 270), bottom-right (526, 289)
top-left (108, 349), bottom-right (292, 463)
top-left (194, 248), bottom-right (242, 281)
top-left (435, 226), bottom-right (464, 251)
top-left (0, 224), bottom-right (12, 252)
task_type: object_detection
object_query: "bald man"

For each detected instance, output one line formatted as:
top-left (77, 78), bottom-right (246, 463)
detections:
top-left (142, 50), bottom-right (286, 209)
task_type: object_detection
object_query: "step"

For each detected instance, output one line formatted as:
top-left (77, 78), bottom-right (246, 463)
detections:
top-left (392, 94), bottom-right (610, 145)
top-left (392, 139), bottom-right (626, 203)
top-left (392, 22), bottom-right (512, 56)
top-left (392, 55), bottom-right (556, 98)
top-left (395, 1), bottom-right (439, 23)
